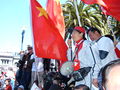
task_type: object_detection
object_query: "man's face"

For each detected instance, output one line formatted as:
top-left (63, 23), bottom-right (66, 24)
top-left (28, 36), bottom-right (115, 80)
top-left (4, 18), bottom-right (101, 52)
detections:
top-left (18, 88), bottom-right (23, 90)
top-left (88, 31), bottom-right (97, 41)
top-left (72, 30), bottom-right (83, 42)
top-left (5, 80), bottom-right (9, 85)
top-left (28, 49), bottom-right (33, 54)
top-left (104, 65), bottom-right (120, 90)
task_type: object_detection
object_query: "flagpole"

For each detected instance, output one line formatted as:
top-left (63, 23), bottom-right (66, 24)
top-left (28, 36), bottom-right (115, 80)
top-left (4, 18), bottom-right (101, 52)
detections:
top-left (74, 0), bottom-right (82, 26)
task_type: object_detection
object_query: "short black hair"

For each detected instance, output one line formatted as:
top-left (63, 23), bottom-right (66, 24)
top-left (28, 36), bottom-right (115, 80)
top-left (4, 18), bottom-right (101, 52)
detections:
top-left (87, 27), bottom-right (101, 35)
top-left (27, 45), bottom-right (33, 50)
top-left (74, 84), bottom-right (90, 90)
top-left (5, 78), bottom-right (11, 82)
top-left (83, 33), bottom-right (86, 40)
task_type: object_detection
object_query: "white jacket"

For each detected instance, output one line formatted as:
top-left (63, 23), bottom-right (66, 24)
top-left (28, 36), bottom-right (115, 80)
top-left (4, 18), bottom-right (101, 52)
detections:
top-left (67, 40), bottom-right (95, 88)
top-left (92, 37), bottom-right (118, 79)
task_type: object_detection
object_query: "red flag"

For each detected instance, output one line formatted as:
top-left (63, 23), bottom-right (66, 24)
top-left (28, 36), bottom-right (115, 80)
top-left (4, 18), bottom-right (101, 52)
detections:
top-left (81, 0), bottom-right (98, 4)
top-left (30, 0), bottom-right (68, 63)
top-left (82, 0), bottom-right (120, 21)
top-left (81, 0), bottom-right (106, 6)
top-left (104, 0), bottom-right (120, 21)
top-left (46, 0), bottom-right (65, 38)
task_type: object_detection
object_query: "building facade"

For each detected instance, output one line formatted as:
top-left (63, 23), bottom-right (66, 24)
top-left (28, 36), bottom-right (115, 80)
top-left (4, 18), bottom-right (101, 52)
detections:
top-left (0, 52), bottom-right (20, 67)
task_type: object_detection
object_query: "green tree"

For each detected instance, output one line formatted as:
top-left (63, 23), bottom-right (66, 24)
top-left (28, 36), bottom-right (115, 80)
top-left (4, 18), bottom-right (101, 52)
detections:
top-left (62, 0), bottom-right (110, 34)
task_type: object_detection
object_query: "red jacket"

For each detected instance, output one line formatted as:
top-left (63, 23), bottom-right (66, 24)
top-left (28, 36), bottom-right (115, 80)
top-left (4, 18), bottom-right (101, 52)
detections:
top-left (5, 85), bottom-right (12, 90)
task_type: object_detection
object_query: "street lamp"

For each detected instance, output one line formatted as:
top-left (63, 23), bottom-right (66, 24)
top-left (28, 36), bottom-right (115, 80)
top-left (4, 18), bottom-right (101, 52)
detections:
top-left (21, 26), bottom-right (26, 51)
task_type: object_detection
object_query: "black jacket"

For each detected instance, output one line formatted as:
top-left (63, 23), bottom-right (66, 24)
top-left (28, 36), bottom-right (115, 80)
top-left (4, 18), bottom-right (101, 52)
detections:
top-left (19, 53), bottom-right (34, 71)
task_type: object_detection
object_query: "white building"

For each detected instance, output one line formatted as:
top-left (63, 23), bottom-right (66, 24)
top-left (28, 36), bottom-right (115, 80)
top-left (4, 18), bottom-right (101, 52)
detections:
top-left (0, 52), bottom-right (20, 67)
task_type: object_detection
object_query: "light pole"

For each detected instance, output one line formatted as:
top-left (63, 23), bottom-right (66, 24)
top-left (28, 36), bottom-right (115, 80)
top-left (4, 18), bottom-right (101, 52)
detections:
top-left (21, 26), bottom-right (26, 51)
top-left (21, 30), bottom-right (25, 51)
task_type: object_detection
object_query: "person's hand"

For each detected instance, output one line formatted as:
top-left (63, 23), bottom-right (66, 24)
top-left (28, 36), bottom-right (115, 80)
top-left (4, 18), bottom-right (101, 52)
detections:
top-left (67, 39), bottom-right (72, 48)
top-left (114, 41), bottom-right (118, 46)
top-left (92, 78), bottom-right (98, 88)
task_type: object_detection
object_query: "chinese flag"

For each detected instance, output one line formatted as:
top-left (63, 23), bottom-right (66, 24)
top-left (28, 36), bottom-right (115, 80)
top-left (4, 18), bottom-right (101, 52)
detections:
top-left (82, 0), bottom-right (120, 21)
top-left (81, 0), bottom-right (105, 6)
top-left (46, 0), bottom-right (65, 38)
top-left (30, 0), bottom-right (68, 63)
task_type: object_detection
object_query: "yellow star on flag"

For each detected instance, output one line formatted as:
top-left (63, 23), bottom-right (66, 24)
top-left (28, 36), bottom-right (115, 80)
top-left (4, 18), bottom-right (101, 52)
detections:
top-left (55, 0), bottom-right (60, 5)
top-left (36, 7), bottom-right (48, 19)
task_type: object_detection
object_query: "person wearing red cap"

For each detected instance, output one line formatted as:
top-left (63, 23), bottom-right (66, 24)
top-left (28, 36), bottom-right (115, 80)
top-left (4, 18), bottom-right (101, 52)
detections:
top-left (67, 26), bottom-right (95, 88)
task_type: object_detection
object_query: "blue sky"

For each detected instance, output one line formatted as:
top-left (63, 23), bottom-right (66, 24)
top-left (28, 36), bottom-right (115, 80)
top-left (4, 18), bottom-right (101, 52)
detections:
top-left (0, 0), bottom-right (67, 52)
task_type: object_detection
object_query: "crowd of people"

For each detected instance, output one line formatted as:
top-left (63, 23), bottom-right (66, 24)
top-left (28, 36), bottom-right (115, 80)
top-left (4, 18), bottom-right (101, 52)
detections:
top-left (15, 27), bottom-right (120, 90)
top-left (15, 46), bottom-right (60, 90)
top-left (66, 27), bottom-right (120, 90)
top-left (0, 67), bottom-right (16, 90)
top-left (1, 27), bottom-right (120, 90)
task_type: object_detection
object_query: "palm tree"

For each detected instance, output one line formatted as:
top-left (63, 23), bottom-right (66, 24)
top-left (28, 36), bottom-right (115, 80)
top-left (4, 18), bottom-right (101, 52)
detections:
top-left (108, 16), bottom-right (120, 40)
top-left (62, 0), bottom-right (120, 40)
top-left (62, 0), bottom-right (110, 35)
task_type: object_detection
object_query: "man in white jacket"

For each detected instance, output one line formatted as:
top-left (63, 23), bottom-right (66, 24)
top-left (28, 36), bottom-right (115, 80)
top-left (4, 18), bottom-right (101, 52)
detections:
top-left (87, 27), bottom-right (118, 89)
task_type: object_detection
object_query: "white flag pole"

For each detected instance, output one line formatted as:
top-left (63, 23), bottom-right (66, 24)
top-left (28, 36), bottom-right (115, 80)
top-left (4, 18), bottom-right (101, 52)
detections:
top-left (74, 0), bottom-right (82, 27)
